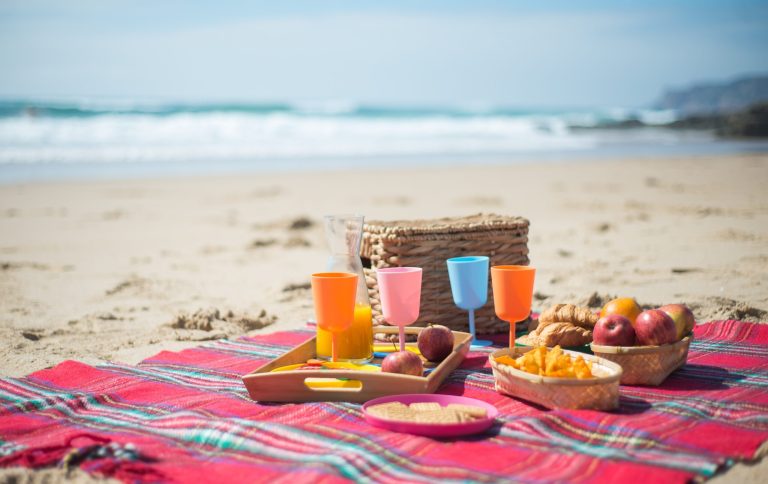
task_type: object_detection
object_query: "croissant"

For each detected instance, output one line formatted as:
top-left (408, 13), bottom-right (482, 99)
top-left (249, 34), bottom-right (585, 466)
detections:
top-left (538, 304), bottom-right (598, 329)
top-left (519, 322), bottom-right (593, 347)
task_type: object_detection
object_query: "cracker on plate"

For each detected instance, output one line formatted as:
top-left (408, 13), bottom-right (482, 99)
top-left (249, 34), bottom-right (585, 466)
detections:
top-left (409, 402), bottom-right (442, 412)
top-left (367, 401), bottom-right (488, 425)
top-left (366, 402), bottom-right (409, 418)
top-left (446, 403), bottom-right (487, 418)
top-left (412, 410), bottom-right (462, 424)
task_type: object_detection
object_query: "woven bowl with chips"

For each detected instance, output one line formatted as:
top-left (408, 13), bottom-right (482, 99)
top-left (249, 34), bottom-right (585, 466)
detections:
top-left (489, 347), bottom-right (622, 411)
top-left (590, 334), bottom-right (692, 386)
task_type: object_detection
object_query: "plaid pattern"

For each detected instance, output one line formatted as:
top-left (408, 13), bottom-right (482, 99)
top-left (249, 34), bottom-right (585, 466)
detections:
top-left (1, 320), bottom-right (767, 483)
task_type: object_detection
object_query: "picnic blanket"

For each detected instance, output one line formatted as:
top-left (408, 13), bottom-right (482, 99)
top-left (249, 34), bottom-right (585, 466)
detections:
top-left (1, 319), bottom-right (767, 483)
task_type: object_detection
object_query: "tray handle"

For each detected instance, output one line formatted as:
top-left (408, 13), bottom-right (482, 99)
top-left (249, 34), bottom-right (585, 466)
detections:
top-left (243, 370), bottom-right (428, 403)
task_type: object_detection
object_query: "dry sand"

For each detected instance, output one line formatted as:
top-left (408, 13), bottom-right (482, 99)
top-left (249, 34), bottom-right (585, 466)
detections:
top-left (0, 153), bottom-right (767, 482)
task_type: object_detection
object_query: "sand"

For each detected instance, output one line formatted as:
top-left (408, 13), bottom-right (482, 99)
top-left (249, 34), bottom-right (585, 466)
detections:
top-left (1, 153), bottom-right (767, 481)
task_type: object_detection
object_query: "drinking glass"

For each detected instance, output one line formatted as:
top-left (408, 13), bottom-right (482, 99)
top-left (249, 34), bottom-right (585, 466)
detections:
top-left (311, 272), bottom-right (358, 362)
top-left (491, 265), bottom-right (536, 349)
top-left (376, 267), bottom-right (423, 351)
top-left (447, 256), bottom-right (492, 347)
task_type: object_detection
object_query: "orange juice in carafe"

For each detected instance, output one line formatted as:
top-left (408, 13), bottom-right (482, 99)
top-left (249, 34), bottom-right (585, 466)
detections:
top-left (317, 214), bottom-right (373, 363)
top-left (316, 304), bottom-right (373, 362)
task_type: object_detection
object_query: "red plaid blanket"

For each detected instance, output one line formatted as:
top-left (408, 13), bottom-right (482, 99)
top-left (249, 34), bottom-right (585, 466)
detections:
top-left (1, 320), bottom-right (767, 483)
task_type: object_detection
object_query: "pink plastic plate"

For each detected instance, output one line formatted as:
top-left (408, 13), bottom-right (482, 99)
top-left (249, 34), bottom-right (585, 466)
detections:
top-left (362, 394), bottom-right (499, 437)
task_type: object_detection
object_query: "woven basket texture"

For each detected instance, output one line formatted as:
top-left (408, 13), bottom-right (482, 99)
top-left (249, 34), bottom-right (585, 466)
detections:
top-left (590, 336), bottom-right (691, 386)
top-left (489, 348), bottom-right (621, 410)
top-left (361, 214), bottom-right (529, 333)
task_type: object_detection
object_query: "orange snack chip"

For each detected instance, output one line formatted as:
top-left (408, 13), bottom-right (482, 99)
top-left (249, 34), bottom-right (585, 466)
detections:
top-left (494, 345), bottom-right (594, 379)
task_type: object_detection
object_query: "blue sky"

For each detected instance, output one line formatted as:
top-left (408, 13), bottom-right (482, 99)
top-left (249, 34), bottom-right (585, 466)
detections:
top-left (1, 1), bottom-right (767, 108)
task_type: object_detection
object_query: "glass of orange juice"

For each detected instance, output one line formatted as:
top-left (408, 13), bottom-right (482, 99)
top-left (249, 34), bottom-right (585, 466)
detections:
top-left (491, 265), bottom-right (536, 349)
top-left (317, 304), bottom-right (373, 363)
top-left (316, 214), bottom-right (374, 363)
top-left (311, 272), bottom-right (357, 362)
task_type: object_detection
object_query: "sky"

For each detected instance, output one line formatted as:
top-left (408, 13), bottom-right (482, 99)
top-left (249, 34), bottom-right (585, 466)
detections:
top-left (1, 0), bottom-right (767, 108)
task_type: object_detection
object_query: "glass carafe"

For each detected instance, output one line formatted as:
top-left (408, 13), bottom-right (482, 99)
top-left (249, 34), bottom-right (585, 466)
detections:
top-left (316, 214), bottom-right (373, 363)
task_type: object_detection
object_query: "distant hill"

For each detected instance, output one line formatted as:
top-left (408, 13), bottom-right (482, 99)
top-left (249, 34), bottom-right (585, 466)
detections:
top-left (655, 75), bottom-right (768, 115)
top-left (667, 102), bottom-right (768, 138)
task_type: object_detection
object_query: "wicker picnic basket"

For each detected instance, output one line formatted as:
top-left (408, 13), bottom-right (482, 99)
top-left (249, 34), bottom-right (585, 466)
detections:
top-left (489, 347), bottom-right (622, 410)
top-left (590, 335), bottom-right (692, 386)
top-left (361, 214), bottom-right (529, 333)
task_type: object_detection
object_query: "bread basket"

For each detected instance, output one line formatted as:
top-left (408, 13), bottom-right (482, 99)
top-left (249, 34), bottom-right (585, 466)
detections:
top-left (590, 335), bottom-right (692, 386)
top-left (489, 348), bottom-right (622, 411)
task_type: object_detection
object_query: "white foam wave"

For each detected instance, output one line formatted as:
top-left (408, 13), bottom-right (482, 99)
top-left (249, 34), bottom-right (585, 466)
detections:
top-left (0, 113), bottom-right (597, 164)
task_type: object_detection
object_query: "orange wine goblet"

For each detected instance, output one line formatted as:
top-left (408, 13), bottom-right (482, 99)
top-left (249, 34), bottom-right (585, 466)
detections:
top-left (311, 272), bottom-right (358, 362)
top-left (490, 265), bottom-right (536, 349)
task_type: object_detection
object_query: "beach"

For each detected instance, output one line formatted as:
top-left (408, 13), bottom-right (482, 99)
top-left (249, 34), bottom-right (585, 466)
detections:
top-left (1, 153), bottom-right (767, 481)
top-left (3, 2), bottom-right (767, 480)
top-left (2, 153), bottom-right (766, 376)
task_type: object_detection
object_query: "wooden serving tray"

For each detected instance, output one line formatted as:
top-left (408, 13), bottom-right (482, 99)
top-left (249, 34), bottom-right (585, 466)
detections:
top-left (242, 326), bottom-right (472, 403)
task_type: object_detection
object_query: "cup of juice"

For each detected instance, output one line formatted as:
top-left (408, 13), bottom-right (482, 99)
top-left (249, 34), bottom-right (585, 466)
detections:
top-left (316, 304), bottom-right (374, 363)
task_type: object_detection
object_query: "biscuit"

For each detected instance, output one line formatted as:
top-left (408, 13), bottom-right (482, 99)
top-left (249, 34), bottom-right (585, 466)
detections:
top-left (412, 410), bottom-right (462, 424)
top-left (446, 404), bottom-right (487, 418)
top-left (409, 402), bottom-right (442, 412)
top-left (367, 402), bottom-right (409, 419)
top-left (367, 401), bottom-right (488, 425)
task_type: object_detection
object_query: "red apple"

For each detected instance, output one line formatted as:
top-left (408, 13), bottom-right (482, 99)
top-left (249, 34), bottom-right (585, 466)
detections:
top-left (417, 324), bottom-right (454, 362)
top-left (382, 351), bottom-right (423, 376)
top-left (634, 309), bottom-right (677, 346)
top-left (593, 315), bottom-right (636, 346)
top-left (658, 304), bottom-right (695, 340)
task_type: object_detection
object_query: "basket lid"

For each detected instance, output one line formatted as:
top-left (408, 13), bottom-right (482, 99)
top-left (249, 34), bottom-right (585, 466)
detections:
top-left (364, 213), bottom-right (529, 237)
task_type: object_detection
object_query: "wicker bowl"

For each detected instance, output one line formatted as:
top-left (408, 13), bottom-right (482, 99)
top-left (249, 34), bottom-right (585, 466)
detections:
top-left (590, 335), bottom-right (692, 386)
top-left (489, 348), bottom-right (622, 411)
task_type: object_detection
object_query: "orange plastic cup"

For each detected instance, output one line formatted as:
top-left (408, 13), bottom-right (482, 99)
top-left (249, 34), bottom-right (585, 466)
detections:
top-left (490, 265), bottom-right (536, 349)
top-left (311, 272), bottom-right (358, 361)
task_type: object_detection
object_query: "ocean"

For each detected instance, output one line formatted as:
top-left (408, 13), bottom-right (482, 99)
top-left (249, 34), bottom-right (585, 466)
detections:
top-left (1, 99), bottom-right (767, 183)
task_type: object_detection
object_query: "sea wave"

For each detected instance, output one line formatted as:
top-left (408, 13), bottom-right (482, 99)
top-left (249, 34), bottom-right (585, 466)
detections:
top-left (0, 99), bottom-right (669, 120)
top-left (0, 100), bottom-right (699, 165)
top-left (0, 111), bottom-right (601, 164)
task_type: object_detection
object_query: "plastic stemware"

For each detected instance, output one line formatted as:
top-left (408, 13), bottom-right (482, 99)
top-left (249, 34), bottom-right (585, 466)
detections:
top-left (311, 272), bottom-right (358, 362)
top-left (376, 267), bottom-right (423, 351)
top-left (490, 265), bottom-right (536, 349)
top-left (446, 256), bottom-right (492, 347)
